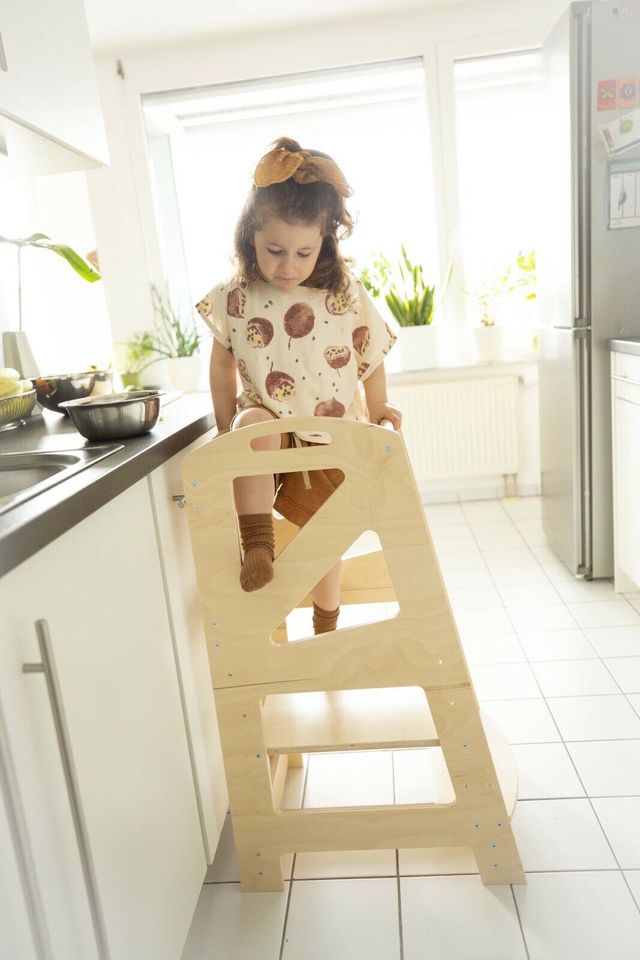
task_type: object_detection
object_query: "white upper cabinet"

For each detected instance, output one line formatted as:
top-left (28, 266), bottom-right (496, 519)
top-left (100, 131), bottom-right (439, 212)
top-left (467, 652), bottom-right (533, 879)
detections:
top-left (0, 0), bottom-right (109, 175)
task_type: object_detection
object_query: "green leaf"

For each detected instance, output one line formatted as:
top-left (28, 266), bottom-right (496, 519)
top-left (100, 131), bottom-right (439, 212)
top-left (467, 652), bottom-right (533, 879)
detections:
top-left (0, 233), bottom-right (101, 282)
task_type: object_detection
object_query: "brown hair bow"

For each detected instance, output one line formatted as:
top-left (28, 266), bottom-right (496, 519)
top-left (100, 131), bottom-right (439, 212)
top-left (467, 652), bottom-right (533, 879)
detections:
top-left (254, 145), bottom-right (352, 197)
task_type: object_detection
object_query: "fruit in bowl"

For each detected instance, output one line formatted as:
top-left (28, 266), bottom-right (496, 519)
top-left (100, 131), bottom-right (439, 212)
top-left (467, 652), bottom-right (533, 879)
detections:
top-left (0, 367), bottom-right (33, 398)
top-left (0, 369), bottom-right (37, 428)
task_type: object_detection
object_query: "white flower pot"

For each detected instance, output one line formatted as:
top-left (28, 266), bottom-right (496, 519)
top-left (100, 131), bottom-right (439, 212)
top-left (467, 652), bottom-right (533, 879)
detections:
top-left (473, 326), bottom-right (503, 364)
top-left (167, 355), bottom-right (207, 392)
top-left (396, 325), bottom-right (438, 371)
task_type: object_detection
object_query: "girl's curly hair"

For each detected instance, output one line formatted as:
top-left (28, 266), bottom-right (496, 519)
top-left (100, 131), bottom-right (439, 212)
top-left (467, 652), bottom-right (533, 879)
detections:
top-left (234, 137), bottom-right (354, 294)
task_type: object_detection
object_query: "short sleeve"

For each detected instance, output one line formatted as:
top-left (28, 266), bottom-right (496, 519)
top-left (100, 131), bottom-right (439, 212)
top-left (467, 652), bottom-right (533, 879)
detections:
top-left (195, 283), bottom-right (231, 349)
top-left (351, 279), bottom-right (397, 381)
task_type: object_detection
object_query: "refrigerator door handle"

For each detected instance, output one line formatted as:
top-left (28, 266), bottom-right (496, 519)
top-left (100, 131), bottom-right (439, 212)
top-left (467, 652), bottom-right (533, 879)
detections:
top-left (574, 328), bottom-right (592, 575)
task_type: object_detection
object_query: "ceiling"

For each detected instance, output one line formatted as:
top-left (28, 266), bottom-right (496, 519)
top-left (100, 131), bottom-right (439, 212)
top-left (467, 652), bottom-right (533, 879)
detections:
top-left (83, 0), bottom-right (458, 52)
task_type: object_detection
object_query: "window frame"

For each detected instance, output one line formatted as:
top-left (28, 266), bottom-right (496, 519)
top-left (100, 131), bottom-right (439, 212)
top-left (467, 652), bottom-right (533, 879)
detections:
top-left (104, 15), bottom-right (550, 355)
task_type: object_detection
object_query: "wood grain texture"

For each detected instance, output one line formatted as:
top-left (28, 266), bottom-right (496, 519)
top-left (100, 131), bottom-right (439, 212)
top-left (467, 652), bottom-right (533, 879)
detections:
top-left (183, 417), bottom-right (525, 891)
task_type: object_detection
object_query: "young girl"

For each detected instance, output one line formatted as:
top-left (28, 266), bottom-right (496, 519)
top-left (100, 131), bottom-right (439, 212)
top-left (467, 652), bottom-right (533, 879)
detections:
top-left (195, 137), bottom-right (401, 633)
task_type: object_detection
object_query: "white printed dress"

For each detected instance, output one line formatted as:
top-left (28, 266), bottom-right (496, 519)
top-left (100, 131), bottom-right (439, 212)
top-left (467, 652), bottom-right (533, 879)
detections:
top-left (195, 274), bottom-right (396, 425)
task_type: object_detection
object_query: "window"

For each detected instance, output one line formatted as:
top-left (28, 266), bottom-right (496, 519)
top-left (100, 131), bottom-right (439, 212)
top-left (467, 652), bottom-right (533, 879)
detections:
top-left (142, 58), bottom-right (437, 323)
top-left (454, 50), bottom-right (542, 341)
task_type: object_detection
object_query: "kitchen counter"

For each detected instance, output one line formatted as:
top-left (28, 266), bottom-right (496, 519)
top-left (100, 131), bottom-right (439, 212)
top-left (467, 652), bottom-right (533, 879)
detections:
top-left (0, 392), bottom-right (215, 578)
top-left (610, 338), bottom-right (640, 356)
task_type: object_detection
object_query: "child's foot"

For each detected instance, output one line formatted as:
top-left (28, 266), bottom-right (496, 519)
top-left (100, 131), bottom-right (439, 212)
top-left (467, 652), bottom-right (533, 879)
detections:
top-left (240, 546), bottom-right (274, 592)
top-left (238, 513), bottom-right (275, 592)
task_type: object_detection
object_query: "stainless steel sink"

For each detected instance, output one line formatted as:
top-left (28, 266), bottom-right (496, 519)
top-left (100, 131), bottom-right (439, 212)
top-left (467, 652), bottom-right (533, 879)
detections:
top-left (0, 445), bottom-right (123, 514)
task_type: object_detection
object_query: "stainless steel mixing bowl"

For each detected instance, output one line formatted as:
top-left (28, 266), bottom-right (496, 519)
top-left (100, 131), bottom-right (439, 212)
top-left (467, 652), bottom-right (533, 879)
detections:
top-left (33, 372), bottom-right (96, 413)
top-left (59, 391), bottom-right (161, 440)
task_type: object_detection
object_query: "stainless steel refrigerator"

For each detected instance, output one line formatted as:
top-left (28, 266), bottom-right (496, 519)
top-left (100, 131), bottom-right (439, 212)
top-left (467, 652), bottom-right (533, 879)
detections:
top-left (539, 0), bottom-right (640, 578)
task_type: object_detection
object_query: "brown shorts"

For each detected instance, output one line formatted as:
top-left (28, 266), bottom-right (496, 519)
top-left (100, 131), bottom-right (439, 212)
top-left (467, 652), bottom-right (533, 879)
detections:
top-left (230, 405), bottom-right (343, 526)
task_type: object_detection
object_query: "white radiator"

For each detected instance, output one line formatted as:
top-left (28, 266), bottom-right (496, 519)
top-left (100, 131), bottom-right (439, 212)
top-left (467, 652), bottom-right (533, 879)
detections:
top-left (389, 376), bottom-right (519, 480)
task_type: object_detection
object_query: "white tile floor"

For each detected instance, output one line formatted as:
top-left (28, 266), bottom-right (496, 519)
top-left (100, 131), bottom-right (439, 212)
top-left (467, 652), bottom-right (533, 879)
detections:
top-left (181, 496), bottom-right (640, 960)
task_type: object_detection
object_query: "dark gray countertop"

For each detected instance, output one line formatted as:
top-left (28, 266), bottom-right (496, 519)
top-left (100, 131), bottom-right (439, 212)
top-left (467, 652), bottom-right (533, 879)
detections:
top-left (610, 338), bottom-right (640, 356)
top-left (0, 392), bottom-right (215, 578)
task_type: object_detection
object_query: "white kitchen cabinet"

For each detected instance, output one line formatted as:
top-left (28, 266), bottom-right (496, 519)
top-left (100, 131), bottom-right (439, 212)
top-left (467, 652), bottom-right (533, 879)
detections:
top-left (0, 746), bottom-right (40, 960)
top-left (0, 480), bottom-right (205, 960)
top-left (0, 0), bottom-right (109, 175)
top-left (611, 351), bottom-right (640, 592)
top-left (148, 431), bottom-right (228, 864)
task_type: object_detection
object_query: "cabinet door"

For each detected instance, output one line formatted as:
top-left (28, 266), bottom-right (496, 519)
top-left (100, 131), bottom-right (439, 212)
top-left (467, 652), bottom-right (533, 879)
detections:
top-left (0, 480), bottom-right (205, 960)
top-left (0, 0), bottom-right (109, 169)
top-left (148, 431), bottom-right (228, 863)
top-left (0, 752), bottom-right (40, 960)
top-left (613, 391), bottom-right (640, 589)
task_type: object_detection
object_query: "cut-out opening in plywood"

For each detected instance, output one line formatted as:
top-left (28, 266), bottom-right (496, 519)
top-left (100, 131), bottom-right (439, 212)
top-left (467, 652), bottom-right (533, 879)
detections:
top-left (271, 747), bottom-right (456, 811)
top-left (279, 530), bottom-right (398, 642)
top-left (261, 686), bottom-right (437, 755)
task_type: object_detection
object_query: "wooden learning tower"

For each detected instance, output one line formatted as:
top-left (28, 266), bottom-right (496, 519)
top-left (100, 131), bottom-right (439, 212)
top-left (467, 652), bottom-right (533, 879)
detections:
top-left (182, 417), bottom-right (525, 892)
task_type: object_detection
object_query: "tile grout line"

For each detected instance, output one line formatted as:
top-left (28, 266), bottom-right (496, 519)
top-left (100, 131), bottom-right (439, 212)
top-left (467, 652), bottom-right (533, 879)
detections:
top-left (278, 756), bottom-right (311, 960)
top-left (585, 796), bottom-right (640, 919)
top-left (391, 752), bottom-right (405, 959)
top-left (464, 507), bottom-right (640, 920)
top-left (277, 872), bottom-right (295, 960)
top-left (395, 850), bottom-right (405, 960)
top-left (452, 506), bottom-right (635, 894)
top-left (510, 882), bottom-right (532, 960)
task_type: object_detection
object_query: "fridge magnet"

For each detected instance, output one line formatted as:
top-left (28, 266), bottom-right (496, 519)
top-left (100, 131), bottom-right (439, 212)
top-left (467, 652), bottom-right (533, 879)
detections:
top-left (617, 78), bottom-right (639, 109)
top-left (597, 79), bottom-right (617, 110)
top-left (599, 107), bottom-right (640, 156)
top-left (608, 159), bottom-right (640, 230)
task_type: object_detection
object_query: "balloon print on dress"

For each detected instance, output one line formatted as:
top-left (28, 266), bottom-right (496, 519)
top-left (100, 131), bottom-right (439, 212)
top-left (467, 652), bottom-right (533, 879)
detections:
top-left (266, 363), bottom-right (296, 402)
top-left (352, 325), bottom-right (371, 356)
top-left (227, 287), bottom-right (246, 318)
top-left (323, 346), bottom-right (351, 376)
top-left (284, 303), bottom-right (314, 349)
top-left (314, 398), bottom-right (346, 417)
top-left (325, 291), bottom-right (355, 315)
top-left (357, 361), bottom-right (370, 379)
top-left (246, 317), bottom-right (274, 348)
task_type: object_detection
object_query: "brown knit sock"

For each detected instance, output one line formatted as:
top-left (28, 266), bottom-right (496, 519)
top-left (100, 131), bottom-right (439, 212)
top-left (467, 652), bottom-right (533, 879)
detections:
top-left (313, 602), bottom-right (340, 635)
top-left (238, 513), bottom-right (275, 592)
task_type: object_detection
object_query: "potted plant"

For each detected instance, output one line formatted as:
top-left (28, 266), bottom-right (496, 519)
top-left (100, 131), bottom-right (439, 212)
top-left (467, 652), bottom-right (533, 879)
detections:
top-left (360, 245), bottom-right (437, 370)
top-left (116, 331), bottom-right (161, 389)
top-left (118, 285), bottom-right (206, 392)
top-left (148, 285), bottom-right (206, 392)
top-left (467, 250), bottom-right (536, 363)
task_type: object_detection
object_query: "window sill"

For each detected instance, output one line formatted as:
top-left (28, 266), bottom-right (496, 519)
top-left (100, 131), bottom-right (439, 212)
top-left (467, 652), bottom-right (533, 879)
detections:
top-left (387, 353), bottom-right (539, 387)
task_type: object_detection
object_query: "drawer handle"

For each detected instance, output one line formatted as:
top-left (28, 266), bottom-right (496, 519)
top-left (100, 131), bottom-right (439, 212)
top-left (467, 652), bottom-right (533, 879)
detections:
top-left (23, 620), bottom-right (112, 960)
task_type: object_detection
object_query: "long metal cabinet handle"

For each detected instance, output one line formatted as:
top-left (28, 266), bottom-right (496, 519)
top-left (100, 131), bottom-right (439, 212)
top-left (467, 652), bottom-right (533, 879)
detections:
top-left (23, 620), bottom-right (111, 960)
top-left (0, 30), bottom-right (7, 72)
top-left (0, 700), bottom-right (55, 960)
